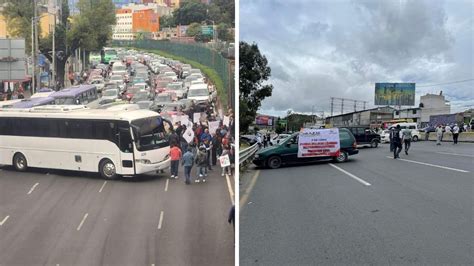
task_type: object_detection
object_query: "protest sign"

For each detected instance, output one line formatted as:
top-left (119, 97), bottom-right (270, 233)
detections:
top-left (297, 128), bottom-right (340, 158)
top-left (223, 116), bottom-right (230, 127)
top-left (193, 113), bottom-right (200, 123)
top-left (219, 154), bottom-right (231, 167)
top-left (183, 127), bottom-right (195, 143)
top-left (209, 121), bottom-right (220, 135)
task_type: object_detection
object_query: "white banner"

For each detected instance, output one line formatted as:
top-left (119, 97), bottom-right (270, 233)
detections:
top-left (297, 128), bottom-right (340, 158)
top-left (208, 121), bottom-right (220, 135)
top-left (219, 154), bottom-right (231, 167)
top-left (183, 127), bottom-right (194, 144)
top-left (179, 115), bottom-right (191, 127)
top-left (193, 112), bottom-right (200, 123)
top-left (223, 116), bottom-right (230, 127)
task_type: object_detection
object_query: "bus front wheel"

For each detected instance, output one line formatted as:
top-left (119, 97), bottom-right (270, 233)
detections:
top-left (99, 159), bottom-right (118, 180)
top-left (13, 153), bottom-right (28, 171)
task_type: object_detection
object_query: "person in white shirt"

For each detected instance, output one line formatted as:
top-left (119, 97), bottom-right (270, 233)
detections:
top-left (436, 125), bottom-right (443, 145)
top-left (452, 124), bottom-right (460, 144)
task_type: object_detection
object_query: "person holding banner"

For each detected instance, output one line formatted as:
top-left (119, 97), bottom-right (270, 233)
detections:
top-left (220, 145), bottom-right (232, 177)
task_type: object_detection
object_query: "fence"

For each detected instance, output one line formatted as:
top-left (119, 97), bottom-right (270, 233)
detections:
top-left (112, 40), bottom-right (234, 110)
top-left (239, 143), bottom-right (259, 166)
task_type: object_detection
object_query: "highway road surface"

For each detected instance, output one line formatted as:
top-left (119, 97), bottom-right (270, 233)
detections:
top-left (240, 141), bottom-right (473, 265)
top-left (0, 165), bottom-right (234, 266)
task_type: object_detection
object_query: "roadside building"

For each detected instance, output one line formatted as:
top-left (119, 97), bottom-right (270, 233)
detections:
top-left (393, 107), bottom-right (421, 123)
top-left (325, 106), bottom-right (395, 128)
top-left (112, 8), bottom-right (134, 40)
top-left (419, 92), bottom-right (450, 125)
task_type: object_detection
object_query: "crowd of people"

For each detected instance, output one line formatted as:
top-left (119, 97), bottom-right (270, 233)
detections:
top-left (168, 109), bottom-right (235, 185)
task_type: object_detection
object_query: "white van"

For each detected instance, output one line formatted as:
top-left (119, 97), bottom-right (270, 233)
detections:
top-left (389, 122), bottom-right (421, 141)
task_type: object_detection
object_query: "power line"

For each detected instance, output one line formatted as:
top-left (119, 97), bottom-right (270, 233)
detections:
top-left (417, 79), bottom-right (474, 87)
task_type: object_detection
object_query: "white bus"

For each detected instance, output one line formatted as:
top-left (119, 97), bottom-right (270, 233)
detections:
top-left (0, 105), bottom-right (171, 179)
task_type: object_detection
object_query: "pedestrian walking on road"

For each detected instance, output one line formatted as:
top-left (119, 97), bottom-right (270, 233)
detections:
top-left (195, 145), bottom-right (208, 183)
top-left (389, 127), bottom-right (395, 152)
top-left (402, 128), bottom-right (412, 155)
top-left (393, 125), bottom-right (402, 159)
top-left (452, 124), bottom-right (460, 144)
top-left (436, 125), bottom-right (443, 145)
top-left (170, 144), bottom-right (182, 179)
top-left (182, 147), bottom-right (194, 185)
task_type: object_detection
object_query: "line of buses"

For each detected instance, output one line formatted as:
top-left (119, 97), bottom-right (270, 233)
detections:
top-left (0, 84), bottom-right (172, 180)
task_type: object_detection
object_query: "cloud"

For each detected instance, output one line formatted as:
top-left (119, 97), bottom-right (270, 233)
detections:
top-left (240, 0), bottom-right (473, 116)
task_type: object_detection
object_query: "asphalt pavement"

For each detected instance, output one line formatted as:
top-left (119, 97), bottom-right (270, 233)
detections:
top-left (0, 163), bottom-right (234, 266)
top-left (240, 141), bottom-right (473, 265)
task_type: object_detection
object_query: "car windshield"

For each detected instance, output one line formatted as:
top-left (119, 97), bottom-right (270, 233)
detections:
top-left (188, 89), bottom-right (208, 97)
top-left (103, 90), bottom-right (117, 96)
top-left (133, 78), bottom-right (145, 84)
top-left (166, 84), bottom-right (181, 90)
top-left (113, 66), bottom-right (126, 71)
top-left (131, 117), bottom-right (171, 151)
top-left (111, 76), bottom-right (122, 80)
top-left (156, 95), bottom-right (172, 102)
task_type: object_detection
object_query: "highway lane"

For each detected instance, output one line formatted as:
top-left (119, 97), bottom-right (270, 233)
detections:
top-left (0, 165), bottom-right (234, 266)
top-left (240, 141), bottom-right (473, 265)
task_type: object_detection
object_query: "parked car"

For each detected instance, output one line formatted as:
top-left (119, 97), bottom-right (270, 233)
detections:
top-left (241, 135), bottom-right (258, 146)
top-left (343, 126), bottom-right (380, 148)
top-left (389, 122), bottom-right (421, 141)
top-left (270, 134), bottom-right (290, 145)
top-left (100, 88), bottom-right (120, 103)
top-left (380, 130), bottom-right (391, 143)
top-left (253, 128), bottom-right (359, 169)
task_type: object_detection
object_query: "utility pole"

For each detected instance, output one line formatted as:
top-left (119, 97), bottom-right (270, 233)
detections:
top-left (31, 19), bottom-right (35, 94)
top-left (33, 0), bottom-right (38, 93)
top-left (341, 98), bottom-right (344, 114)
top-left (52, 10), bottom-right (56, 90)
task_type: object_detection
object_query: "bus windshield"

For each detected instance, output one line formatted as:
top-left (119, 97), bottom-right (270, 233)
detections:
top-left (131, 116), bottom-right (171, 151)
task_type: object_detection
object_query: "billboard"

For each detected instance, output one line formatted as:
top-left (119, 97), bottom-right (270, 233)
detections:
top-left (374, 83), bottom-right (415, 106)
top-left (0, 39), bottom-right (26, 81)
top-left (255, 115), bottom-right (273, 126)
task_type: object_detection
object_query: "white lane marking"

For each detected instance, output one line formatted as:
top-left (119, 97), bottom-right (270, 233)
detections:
top-left (436, 152), bottom-right (474, 158)
top-left (225, 174), bottom-right (235, 205)
top-left (328, 163), bottom-right (372, 186)
top-left (76, 213), bottom-right (89, 231)
top-left (157, 211), bottom-right (164, 230)
top-left (27, 182), bottom-right (39, 195)
top-left (0, 215), bottom-right (10, 226)
top-left (99, 181), bottom-right (107, 193)
top-left (386, 156), bottom-right (469, 173)
top-left (165, 179), bottom-right (169, 192)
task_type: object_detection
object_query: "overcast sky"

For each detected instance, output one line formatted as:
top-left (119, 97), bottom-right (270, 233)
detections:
top-left (240, 0), bottom-right (474, 117)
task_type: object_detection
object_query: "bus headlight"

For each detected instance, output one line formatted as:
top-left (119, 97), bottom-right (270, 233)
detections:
top-left (135, 159), bottom-right (152, 164)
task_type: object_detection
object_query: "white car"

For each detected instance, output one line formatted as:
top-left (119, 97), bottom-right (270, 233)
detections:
top-left (90, 79), bottom-right (105, 93)
top-left (187, 84), bottom-right (210, 103)
top-left (271, 134), bottom-right (290, 145)
top-left (380, 130), bottom-right (390, 143)
top-left (100, 88), bottom-right (120, 103)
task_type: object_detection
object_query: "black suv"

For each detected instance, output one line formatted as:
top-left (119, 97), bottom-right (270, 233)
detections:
top-left (342, 127), bottom-right (380, 148)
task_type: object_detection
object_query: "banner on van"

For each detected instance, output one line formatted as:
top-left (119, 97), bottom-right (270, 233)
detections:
top-left (298, 128), bottom-right (340, 158)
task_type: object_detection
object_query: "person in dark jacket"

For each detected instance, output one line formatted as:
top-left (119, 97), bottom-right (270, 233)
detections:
top-left (228, 205), bottom-right (235, 229)
top-left (393, 125), bottom-right (403, 159)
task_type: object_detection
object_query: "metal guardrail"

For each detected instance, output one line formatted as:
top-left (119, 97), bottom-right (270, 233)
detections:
top-left (239, 143), bottom-right (259, 165)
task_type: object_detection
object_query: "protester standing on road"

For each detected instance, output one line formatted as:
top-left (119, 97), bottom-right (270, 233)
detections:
top-left (170, 144), bottom-right (182, 179)
top-left (393, 125), bottom-right (402, 158)
top-left (195, 145), bottom-right (208, 183)
top-left (452, 124), bottom-right (460, 144)
top-left (436, 125), bottom-right (443, 145)
top-left (181, 147), bottom-right (194, 185)
top-left (389, 127), bottom-right (395, 152)
top-left (402, 128), bottom-right (412, 155)
top-left (220, 145), bottom-right (232, 176)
